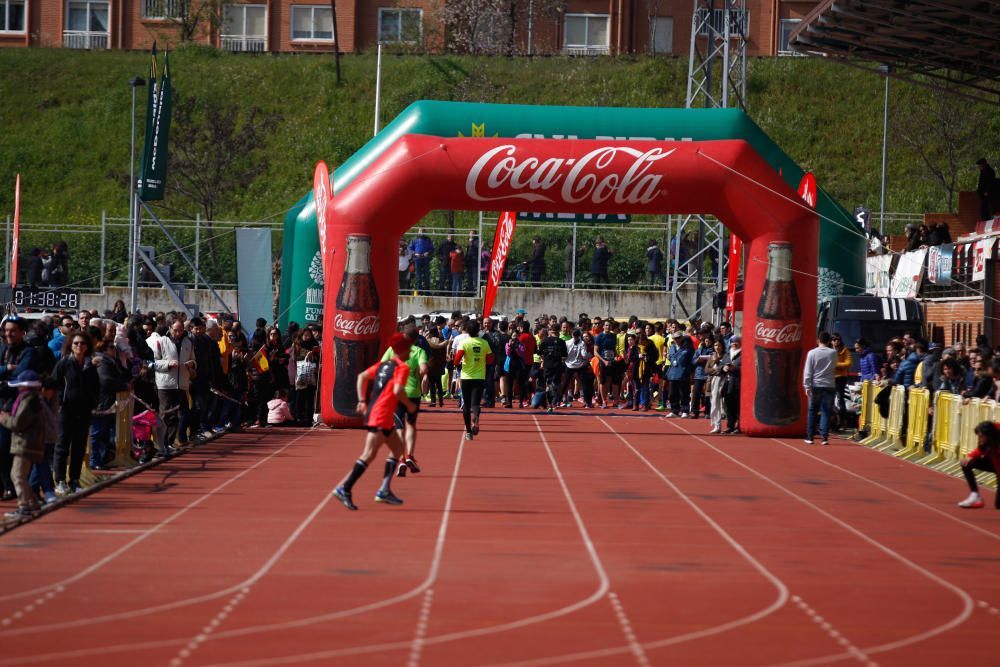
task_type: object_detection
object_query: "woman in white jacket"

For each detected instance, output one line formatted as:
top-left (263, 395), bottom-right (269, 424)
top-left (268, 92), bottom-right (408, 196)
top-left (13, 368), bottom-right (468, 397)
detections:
top-left (150, 320), bottom-right (196, 448)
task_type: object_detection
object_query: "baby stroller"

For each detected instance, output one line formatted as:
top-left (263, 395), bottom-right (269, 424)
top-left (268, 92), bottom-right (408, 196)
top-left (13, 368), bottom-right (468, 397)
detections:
top-left (131, 409), bottom-right (159, 464)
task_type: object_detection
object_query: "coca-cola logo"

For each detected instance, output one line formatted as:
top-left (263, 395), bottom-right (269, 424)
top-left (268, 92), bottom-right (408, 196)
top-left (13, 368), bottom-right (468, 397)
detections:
top-left (490, 212), bottom-right (515, 286)
top-left (755, 321), bottom-right (803, 345)
top-left (465, 145), bottom-right (674, 206)
top-left (334, 313), bottom-right (380, 339)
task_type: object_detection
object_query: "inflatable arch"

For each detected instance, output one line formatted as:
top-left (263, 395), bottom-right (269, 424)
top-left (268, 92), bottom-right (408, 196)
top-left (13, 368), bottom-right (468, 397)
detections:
top-left (317, 135), bottom-right (817, 437)
top-left (279, 101), bottom-right (864, 331)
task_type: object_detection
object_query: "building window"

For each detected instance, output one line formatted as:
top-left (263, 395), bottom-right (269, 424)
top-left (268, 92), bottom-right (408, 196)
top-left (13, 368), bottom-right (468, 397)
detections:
top-left (563, 13), bottom-right (609, 55)
top-left (64, 0), bottom-right (109, 49)
top-left (378, 7), bottom-right (421, 44)
top-left (222, 4), bottom-right (267, 52)
top-left (291, 5), bottom-right (333, 41)
top-left (650, 16), bottom-right (673, 55)
top-left (0, 0), bottom-right (25, 32)
top-left (141, 0), bottom-right (184, 19)
top-left (778, 18), bottom-right (802, 55)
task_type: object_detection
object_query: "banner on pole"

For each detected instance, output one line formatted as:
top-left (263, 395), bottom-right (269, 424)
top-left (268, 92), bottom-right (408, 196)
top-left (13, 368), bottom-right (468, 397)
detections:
top-left (312, 161), bottom-right (332, 278)
top-left (236, 228), bottom-right (273, 327)
top-left (482, 211), bottom-right (517, 320)
top-left (865, 254), bottom-right (892, 295)
top-left (138, 46), bottom-right (172, 201)
top-left (11, 174), bottom-right (20, 288)
top-left (725, 232), bottom-right (742, 312)
top-left (926, 243), bottom-right (953, 286)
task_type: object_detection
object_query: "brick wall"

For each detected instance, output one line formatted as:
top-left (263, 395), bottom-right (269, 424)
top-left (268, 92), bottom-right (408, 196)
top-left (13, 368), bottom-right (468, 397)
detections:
top-left (923, 299), bottom-right (986, 348)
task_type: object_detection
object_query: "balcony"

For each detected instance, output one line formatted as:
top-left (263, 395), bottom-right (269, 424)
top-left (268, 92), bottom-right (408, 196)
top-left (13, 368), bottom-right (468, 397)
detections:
top-left (142, 0), bottom-right (185, 19)
top-left (221, 35), bottom-right (266, 52)
top-left (696, 8), bottom-right (750, 37)
top-left (63, 31), bottom-right (109, 49)
top-left (563, 45), bottom-right (609, 56)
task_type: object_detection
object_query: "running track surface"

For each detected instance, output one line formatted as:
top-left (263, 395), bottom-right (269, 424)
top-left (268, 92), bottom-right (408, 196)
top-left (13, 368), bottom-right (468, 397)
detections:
top-left (2, 408), bottom-right (999, 667)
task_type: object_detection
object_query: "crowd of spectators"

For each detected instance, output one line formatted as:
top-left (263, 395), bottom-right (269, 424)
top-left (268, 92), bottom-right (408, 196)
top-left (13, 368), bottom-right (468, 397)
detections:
top-left (902, 222), bottom-right (952, 252)
top-left (1, 307), bottom-right (320, 520)
top-left (405, 311), bottom-right (744, 435)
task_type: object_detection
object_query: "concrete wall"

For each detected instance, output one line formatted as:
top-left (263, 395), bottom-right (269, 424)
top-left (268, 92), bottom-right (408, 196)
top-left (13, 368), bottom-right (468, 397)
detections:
top-left (80, 287), bottom-right (239, 317)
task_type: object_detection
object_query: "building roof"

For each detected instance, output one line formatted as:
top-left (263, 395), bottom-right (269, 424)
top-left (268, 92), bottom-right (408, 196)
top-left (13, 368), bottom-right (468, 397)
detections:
top-left (789, 0), bottom-right (1000, 105)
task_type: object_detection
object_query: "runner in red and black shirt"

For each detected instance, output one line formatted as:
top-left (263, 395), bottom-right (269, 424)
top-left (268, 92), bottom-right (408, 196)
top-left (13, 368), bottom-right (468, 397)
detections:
top-left (958, 421), bottom-right (1000, 509)
top-left (333, 333), bottom-right (417, 511)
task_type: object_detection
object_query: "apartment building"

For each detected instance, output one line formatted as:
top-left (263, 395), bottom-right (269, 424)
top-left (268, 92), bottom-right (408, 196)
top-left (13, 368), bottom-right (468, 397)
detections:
top-left (0, 0), bottom-right (818, 57)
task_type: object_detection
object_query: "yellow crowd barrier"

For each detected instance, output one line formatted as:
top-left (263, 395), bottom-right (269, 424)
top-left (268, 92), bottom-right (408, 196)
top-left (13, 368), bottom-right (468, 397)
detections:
top-left (855, 381), bottom-right (997, 490)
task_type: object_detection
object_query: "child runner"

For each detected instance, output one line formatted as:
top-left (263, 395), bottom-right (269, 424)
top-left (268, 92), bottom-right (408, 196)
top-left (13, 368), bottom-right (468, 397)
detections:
top-left (387, 324), bottom-right (428, 477)
top-left (453, 320), bottom-right (492, 440)
top-left (958, 420), bottom-right (1000, 509)
top-left (332, 333), bottom-right (417, 511)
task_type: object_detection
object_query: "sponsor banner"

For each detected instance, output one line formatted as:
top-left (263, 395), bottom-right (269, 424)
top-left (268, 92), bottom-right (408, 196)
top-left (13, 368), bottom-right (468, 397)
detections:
top-left (235, 228), bottom-right (273, 330)
top-left (889, 248), bottom-right (927, 298)
top-left (516, 212), bottom-right (630, 223)
top-left (972, 237), bottom-right (996, 282)
top-left (312, 160), bottom-right (332, 277)
top-left (865, 255), bottom-right (892, 296)
top-left (798, 172), bottom-right (816, 208)
top-left (11, 174), bottom-right (19, 288)
top-left (975, 216), bottom-right (1000, 235)
top-left (726, 232), bottom-right (742, 312)
top-left (482, 210), bottom-right (517, 320)
top-left (138, 48), bottom-right (172, 201)
top-left (927, 243), bottom-right (953, 285)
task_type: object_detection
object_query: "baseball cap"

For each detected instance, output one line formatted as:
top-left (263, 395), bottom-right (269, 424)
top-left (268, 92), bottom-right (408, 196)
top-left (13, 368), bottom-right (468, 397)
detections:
top-left (515, 308), bottom-right (527, 315)
top-left (928, 342), bottom-right (942, 350)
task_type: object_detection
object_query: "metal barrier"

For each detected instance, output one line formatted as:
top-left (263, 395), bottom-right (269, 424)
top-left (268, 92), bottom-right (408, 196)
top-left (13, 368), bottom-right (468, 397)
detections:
top-left (856, 381), bottom-right (874, 439)
top-left (860, 383), bottom-right (889, 447)
top-left (920, 391), bottom-right (961, 467)
top-left (896, 387), bottom-right (929, 460)
top-left (875, 385), bottom-right (907, 452)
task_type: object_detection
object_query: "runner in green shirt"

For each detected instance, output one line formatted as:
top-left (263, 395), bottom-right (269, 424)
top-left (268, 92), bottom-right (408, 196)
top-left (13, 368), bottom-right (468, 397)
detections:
top-left (381, 324), bottom-right (428, 476)
top-left (453, 320), bottom-right (493, 440)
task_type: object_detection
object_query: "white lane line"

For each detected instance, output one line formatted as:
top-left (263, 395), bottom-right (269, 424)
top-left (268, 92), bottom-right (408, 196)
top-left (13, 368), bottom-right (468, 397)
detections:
top-left (664, 420), bottom-right (975, 664)
top-left (406, 590), bottom-right (435, 667)
top-left (0, 433), bottom-right (469, 666)
top-left (771, 437), bottom-right (1000, 541)
top-left (608, 592), bottom-right (650, 667)
top-left (790, 595), bottom-right (877, 667)
top-left (479, 416), bottom-right (796, 667)
top-left (0, 432), bottom-right (312, 630)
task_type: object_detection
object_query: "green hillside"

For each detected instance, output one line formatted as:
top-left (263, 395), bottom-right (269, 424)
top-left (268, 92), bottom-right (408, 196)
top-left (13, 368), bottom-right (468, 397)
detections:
top-left (1, 47), bottom-right (997, 286)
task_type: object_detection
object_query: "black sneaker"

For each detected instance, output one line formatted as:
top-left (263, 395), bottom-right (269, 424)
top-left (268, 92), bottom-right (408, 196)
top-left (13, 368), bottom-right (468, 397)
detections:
top-left (404, 456), bottom-right (421, 474)
top-left (471, 426), bottom-right (479, 437)
top-left (374, 490), bottom-right (403, 505)
top-left (396, 461), bottom-right (407, 477)
top-left (333, 486), bottom-right (358, 511)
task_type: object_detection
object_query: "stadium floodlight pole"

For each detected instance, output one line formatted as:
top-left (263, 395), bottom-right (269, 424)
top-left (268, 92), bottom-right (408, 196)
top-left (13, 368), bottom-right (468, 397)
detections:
top-left (127, 76), bottom-right (146, 314)
top-left (878, 64), bottom-right (892, 237)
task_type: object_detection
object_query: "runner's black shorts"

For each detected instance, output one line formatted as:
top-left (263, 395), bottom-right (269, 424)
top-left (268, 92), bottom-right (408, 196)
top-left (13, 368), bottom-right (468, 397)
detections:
top-left (393, 401), bottom-right (420, 429)
top-left (366, 427), bottom-right (392, 437)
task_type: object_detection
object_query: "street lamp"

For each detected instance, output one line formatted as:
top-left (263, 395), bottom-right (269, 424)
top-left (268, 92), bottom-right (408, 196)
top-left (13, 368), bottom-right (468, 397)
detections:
top-left (877, 64), bottom-right (892, 237)
top-left (128, 75), bottom-right (145, 313)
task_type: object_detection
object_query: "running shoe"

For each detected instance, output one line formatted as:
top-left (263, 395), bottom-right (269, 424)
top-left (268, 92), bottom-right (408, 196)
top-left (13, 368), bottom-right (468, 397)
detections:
top-left (405, 456), bottom-right (421, 473)
top-left (333, 486), bottom-right (358, 511)
top-left (396, 461), bottom-right (408, 477)
top-left (374, 490), bottom-right (404, 505)
top-left (664, 412), bottom-right (677, 418)
top-left (55, 481), bottom-right (70, 497)
top-left (464, 432), bottom-right (473, 440)
top-left (803, 439), bottom-right (814, 445)
top-left (958, 492), bottom-right (984, 509)
top-left (547, 407), bottom-right (554, 414)
top-left (3, 507), bottom-right (37, 521)
top-left (709, 426), bottom-right (721, 434)
top-left (820, 439), bottom-right (829, 446)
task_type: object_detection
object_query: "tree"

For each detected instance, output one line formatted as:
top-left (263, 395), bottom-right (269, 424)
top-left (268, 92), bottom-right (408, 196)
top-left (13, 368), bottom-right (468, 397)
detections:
top-left (163, 94), bottom-right (282, 266)
top-left (892, 85), bottom-right (994, 212)
top-left (435, 0), bottom-right (566, 55)
top-left (145, 0), bottom-right (222, 43)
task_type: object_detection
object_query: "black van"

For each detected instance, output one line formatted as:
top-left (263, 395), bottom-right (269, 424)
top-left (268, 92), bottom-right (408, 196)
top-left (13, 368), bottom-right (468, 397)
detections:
top-left (817, 296), bottom-right (924, 349)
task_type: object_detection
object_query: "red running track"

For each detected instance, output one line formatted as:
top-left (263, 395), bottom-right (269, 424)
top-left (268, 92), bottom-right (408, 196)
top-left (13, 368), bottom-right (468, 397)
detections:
top-left (1, 408), bottom-right (999, 667)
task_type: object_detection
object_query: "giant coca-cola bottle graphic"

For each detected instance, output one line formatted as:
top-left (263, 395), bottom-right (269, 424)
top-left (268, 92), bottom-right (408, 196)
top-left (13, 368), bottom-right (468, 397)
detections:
top-left (332, 234), bottom-right (381, 416)
top-left (754, 242), bottom-right (803, 426)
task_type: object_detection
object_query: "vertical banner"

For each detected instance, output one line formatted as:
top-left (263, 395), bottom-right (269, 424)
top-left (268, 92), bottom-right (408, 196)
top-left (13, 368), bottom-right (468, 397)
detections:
top-left (11, 174), bottom-right (20, 288)
top-left (725, 232), bottom-right (742, 315)
top-left (482, 210), bottom-right (517, 320)
top-left (973, 238), bottom-right (995, 282)
top-left (889, 249), bottom-right (927, 297)
top-left (138, 48), bottom-right (172, 201)
top-left (865, 255), bottom-right (892, 296)
top-left (926, 243), bottom-right (954, 286)
top-left (312, 161), bottom-right (332, 278)
top-left (236, 228), bottom-right (274, 326)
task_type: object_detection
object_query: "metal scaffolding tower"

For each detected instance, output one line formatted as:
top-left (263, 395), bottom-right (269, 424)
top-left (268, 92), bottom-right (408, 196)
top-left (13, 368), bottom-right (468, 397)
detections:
top-left (673, 0), bottom-right (748, 322)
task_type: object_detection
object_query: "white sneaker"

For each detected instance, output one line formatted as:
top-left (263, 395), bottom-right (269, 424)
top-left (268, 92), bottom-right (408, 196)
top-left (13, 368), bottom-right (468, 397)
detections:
top-left (803, 439), bottom-right (814, 445)
top-left (958, 492), bottom-right (984, 508)
top-left (709, 426), bottom-right (721, 434)
top-left (664, 412), bottom-right (676, 418)
top-left (680, 413), bottom-right (690, 419)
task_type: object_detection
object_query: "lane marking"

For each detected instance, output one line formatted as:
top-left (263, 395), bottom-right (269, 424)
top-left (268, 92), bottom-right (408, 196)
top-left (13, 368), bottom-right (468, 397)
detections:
top-left (608, 592), bottom-right (650, 667)
top-left (790, 595), bottom-right (876, 667)
top-left (0, 432), bottom-right (312, 630)
top-left (663, 420), bottom-right (975, 664)
top-left (771, 437), bottom-right (1000, 541)
top-left (406, 590), bottom-right (434, 667)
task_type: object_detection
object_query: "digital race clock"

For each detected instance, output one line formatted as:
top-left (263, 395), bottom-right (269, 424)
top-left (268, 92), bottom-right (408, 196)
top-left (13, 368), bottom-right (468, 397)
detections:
top-left (11, 287), bottom-right (80, 310)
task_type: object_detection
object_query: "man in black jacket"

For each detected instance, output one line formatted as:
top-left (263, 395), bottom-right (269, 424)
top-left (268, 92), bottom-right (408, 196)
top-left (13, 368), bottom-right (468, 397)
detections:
top-left (529, 237), bottom-right (546, 287)
top-left (189, 317), bottom-right (221, 439)
top-left (436, 234), bottom-right (457, 294)
top-left (0, 316), bottom-right (36, 500)
top-left (976, 158), bottom-right (999, 222)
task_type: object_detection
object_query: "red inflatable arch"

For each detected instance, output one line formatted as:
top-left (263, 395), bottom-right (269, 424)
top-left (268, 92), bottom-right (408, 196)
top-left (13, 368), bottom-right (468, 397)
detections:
top-left (320, 136), bottom-right (817, 437)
